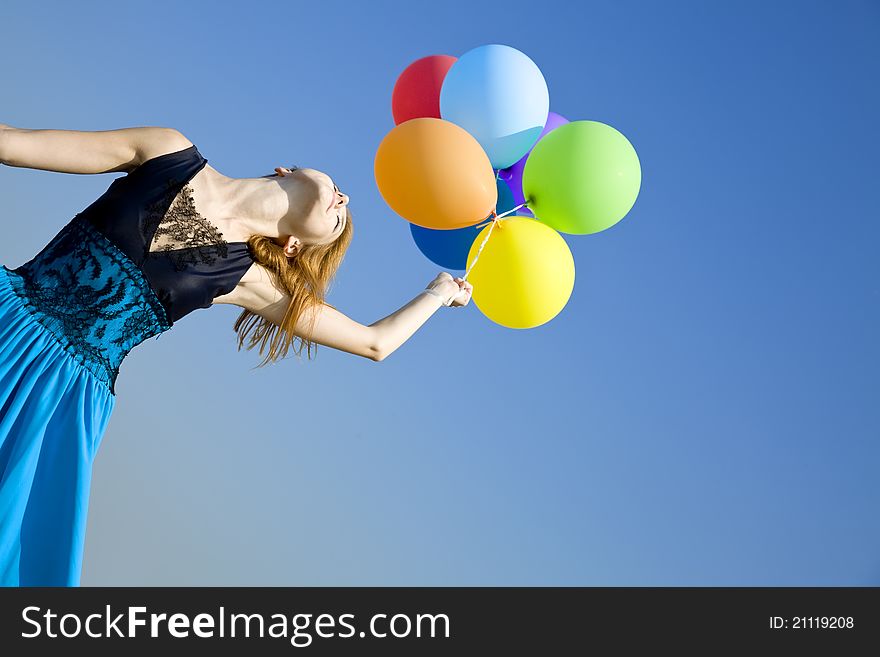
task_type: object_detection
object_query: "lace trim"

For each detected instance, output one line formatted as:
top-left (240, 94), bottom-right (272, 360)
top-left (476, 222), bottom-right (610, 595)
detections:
top-left (6, 214), bottom-right (172, 395)
top-left (2, 265), bottom-right (120, 392)
top-left (76, 214), bottom-right (173, 333)
top-left (143, 178), bottom-right (230, 272)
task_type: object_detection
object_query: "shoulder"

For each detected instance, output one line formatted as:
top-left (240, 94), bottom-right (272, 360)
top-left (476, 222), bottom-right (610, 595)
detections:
top-left (134, 128), bottom-right (195, 169)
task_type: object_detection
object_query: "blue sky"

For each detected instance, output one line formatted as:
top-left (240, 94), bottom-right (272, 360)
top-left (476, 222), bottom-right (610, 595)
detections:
top-left (1, 0), bottom-right (878, 585)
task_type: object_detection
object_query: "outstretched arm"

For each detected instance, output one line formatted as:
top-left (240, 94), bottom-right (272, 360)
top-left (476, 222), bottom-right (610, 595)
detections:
top-left (368, 273), bottom-right (472, 360)
top-left (236, 272), bottom-right (472, 361)
top-left (0, 123), bottom-right (189, 174)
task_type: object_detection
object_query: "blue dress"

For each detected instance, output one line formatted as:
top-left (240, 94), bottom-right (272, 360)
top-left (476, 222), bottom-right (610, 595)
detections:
top-left (0, 145), bottom-right (255, 585)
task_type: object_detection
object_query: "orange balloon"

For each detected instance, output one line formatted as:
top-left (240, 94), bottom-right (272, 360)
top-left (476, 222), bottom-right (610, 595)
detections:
top-left (374, 117), bottom-right (497, 229)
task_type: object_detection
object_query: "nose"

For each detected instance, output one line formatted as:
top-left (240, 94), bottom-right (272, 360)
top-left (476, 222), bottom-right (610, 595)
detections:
top-left (337, 192), bottom-right (349, 207)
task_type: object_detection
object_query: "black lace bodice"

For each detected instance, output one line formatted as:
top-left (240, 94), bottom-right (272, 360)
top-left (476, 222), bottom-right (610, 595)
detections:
top-left (144, 178), bottom-right (230, 271)
top-left (83, 144), bottom-right (255, 323)
top-left (5, 144), bottom-right (255, 394)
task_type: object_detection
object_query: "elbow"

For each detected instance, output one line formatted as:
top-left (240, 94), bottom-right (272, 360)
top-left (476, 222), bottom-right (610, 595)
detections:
top-left (369, 339), bottom-right (389, 362)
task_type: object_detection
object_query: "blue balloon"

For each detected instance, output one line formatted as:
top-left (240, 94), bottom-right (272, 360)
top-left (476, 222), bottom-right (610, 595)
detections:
top-left (411, 179), bottom-right (513, 269)
top-left (495, 175), bottom-right (516, 215)
top-left (440, 44), bottom-right (550, 170)
top-left (410, 224), bottom-right (480, 270)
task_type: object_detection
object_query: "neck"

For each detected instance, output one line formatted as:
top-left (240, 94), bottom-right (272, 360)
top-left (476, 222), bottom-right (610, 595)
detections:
top-left (206, 169), bottom-right (289, 241)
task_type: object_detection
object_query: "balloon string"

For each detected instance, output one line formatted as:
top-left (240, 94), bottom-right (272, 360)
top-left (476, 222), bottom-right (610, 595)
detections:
top-left (462, 196), bottom-right (531, 281)
top-left (477, 202), bottom-right (529, 225)
top-left (463, 210), bottom-right (497, 281)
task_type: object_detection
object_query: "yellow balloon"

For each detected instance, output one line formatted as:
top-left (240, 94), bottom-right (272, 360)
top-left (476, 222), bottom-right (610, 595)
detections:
top-left (466, 217), bottom-right (575, 329)
top-left (374, 117), bottom-right (497, 229)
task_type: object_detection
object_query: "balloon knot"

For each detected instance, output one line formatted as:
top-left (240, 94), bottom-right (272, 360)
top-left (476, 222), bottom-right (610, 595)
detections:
top-left (475, 210), bottom-right (505, 230)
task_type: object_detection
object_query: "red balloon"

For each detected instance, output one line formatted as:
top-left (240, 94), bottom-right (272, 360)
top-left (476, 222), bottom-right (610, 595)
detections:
top-left (391, 55), bottom-right (457, 125)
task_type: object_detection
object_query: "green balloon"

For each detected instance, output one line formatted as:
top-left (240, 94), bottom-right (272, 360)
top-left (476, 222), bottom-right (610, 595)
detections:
top-left (522, 120), bottom-right (641, 235)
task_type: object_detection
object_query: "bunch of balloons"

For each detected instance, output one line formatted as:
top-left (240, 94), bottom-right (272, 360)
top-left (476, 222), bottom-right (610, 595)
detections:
top-left (374, 44), bottom-right (641, 329)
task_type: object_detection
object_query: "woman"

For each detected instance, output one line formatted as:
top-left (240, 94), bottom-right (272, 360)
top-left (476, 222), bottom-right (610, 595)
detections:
top-left (0, 124), bottom-right (473, 586)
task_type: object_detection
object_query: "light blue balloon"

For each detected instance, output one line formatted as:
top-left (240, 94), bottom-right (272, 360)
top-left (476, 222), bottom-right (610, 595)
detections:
top-left (440, 44), bottom-right (550, 170)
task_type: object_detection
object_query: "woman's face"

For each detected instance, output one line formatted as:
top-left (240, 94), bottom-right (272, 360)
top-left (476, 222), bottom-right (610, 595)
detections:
top-left (273, 167), bottom-right (349, 247)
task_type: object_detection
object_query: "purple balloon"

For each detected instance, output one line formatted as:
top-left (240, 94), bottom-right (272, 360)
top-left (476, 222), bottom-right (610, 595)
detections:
top-left (498, 111), bottom-right (569, 217)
